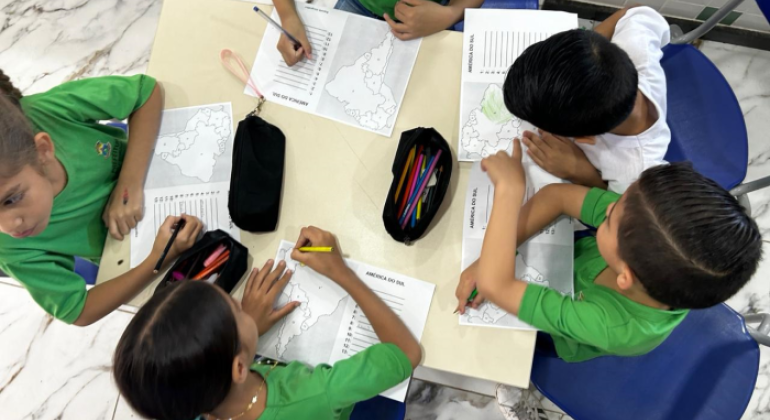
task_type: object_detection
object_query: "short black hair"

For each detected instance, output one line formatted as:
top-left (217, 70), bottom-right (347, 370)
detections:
top-left (503, 29), bottom-right (638, 137)
top-left (618, 163), bottom-right (763, 309)
top-left (113, 281), bottom-right (240, 420)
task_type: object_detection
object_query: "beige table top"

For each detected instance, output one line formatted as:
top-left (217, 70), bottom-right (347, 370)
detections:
top-left (96, 0), bottom-right (535, 388)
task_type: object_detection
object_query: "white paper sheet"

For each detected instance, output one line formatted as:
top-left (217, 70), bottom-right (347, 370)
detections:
top-left (458, 10), bottom-right (578, 161)
top-left (130, 103), bottom-right (240, 268)
top-left (258, 240), bottom-right (435, 402)
top-left (248, 3), bottom-right (421, 136)
top-left (459, 156), bottom-right (574, 330)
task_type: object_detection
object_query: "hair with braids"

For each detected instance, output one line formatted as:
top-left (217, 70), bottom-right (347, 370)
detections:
top-left (0, 70), bottom-right (37, 178)
top-left (618, 162), bottom-right (763, 309)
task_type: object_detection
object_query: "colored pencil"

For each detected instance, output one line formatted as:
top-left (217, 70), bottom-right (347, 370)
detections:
top-left (400, 150), bottom-right (424, 216)
top-left (394, 147), bottom-right (415, 203)
top-left (398, 145), bottom-right (423, 216)
top-left (298, 246), bottom-right (334, 252)
top-left (401, 153), bottom-right (437, 225)
top-left (193, 253), bottom-right (229, 280)
top-left (400, 150), bottom-right (442, 228)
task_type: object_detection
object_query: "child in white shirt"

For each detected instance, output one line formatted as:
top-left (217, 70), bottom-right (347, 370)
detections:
top-left (503, 6), bottom-right (671, 193)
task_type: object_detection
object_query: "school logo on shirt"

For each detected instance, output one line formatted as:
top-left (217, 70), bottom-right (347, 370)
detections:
top-left (95, 141), bottom-right (112, 159)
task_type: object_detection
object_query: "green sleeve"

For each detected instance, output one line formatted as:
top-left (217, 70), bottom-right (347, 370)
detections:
top-left (579, 188), bottom-right (622, 227)
top-left (23, 75), bottom-right (157, 124)
top-left (321, 343), bottom-right (412, 409)
top-left (519, 284), bottom-right (611, 350)
top-left (1, 252), bottom-right (86, 324)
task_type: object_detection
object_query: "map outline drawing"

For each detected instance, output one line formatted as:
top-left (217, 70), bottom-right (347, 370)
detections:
top-left (460, 83), bottom-right (529, 161)
top-left (259, 242), bottom-right (348, 362)
top-left (324, 32), bottom-right (398, 132)
top-left (145, 103), bottom-right (234, 190)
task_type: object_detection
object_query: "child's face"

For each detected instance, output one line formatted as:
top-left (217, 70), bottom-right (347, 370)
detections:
top-left (0, 164), bottom-right (55, 239)
top-left (595, 193), bottom-right (627, 274)
top-left (216, 286), bottom-right (259, 361)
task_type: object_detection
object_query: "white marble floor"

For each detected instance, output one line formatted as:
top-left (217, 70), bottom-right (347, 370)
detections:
top-left (0, 1), bottom-right (769, 419)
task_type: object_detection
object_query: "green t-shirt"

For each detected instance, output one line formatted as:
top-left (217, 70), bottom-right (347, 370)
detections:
top-left (357, 0), bottom-right (442, 21)
top-left (519, 188), bottom-right (689, 362)
top-left (248, 343), bottom-right (412, 420)
top-left (0, 75), bottom-right (157, 324)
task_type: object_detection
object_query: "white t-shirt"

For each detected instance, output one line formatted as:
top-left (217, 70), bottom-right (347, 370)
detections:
top-left (576, 7), bottom-right (671, 193)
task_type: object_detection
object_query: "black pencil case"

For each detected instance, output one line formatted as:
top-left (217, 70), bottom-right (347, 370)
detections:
top-left (383, 127), bottom-right (453, 244)
top-left (154, 230), bottom-right (248, 295)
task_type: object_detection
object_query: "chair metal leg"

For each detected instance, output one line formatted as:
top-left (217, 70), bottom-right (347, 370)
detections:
top-left (744, 313), bottom-right (770, 347)
top-left (671, 0), bottom-right (746, 44)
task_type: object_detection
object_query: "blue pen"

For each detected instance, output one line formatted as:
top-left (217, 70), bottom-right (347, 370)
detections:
top-left (253, 6), bottom-right (302, 50)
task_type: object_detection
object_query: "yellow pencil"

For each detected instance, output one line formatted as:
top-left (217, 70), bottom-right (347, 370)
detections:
top-left (394, 147), bottom-right (416, 203)
top-left (298, 247), bottom-right (334, 252)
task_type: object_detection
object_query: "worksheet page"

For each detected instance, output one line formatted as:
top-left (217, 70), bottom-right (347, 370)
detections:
top-left (130, 103), bottom-right (239, 268)
top-left (458, 10), bottom-right (577, 161)
top-left (249, 3), bottom-right (421, 136)
top-left (258, 240), bottom-right (435, 402)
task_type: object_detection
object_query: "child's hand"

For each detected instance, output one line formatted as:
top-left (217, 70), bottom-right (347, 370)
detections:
top-left (149, 215), bottom-right (203, 269)
top-left (522, 130), bottom-right (594, 181)
top-left (241, 259), bottom-right (300, 335)
top-left (455, 260), bottom-right (486, 315)
top-left (276, 16), bottom-right (312, 66)
top-left (290, 226), bottom-right (349, 280)
top-left (481, 139), bottom-right (525, 190)
top-left (384, 0), bottom-right (458, 41)
top-left (103, 183), bottom-right (144, 241)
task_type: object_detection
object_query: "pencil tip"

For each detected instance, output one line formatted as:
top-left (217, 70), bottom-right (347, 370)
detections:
top-left (153, 270), bottom-right (159, 274)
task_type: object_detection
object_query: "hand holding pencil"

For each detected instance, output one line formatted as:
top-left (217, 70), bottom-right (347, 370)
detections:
top-left (149, 215), bottom-right (204, 273)
top-left (291, 226), bottom-right (348, 280)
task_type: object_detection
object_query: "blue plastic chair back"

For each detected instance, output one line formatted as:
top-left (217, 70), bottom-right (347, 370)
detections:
top-left (531, 304), bottom-right (759, 420)
top-left (661, 44), bottom-right (748, 189)
top-left (449, 0), bottom-right (539, 32)
top-left (74, 257), bottom-right (99, 285)
top-left (350, 396), bottom-right (405, 420)
top-left (758, 0), bottom-right (770, 23)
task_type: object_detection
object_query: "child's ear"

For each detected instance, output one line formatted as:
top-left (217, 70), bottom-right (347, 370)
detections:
top-left (33, 133), bottom-right (55, 162)
top-left (231, 355), bottom-right (249, 385)
top-left (616, 264), bottom-right (636, 291)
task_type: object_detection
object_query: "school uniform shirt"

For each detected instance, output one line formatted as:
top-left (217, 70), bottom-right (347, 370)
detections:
top-left (244, 343), bottom-right (412, 420)
top-left (577, 7), bottom-right (671, 193)
top-left (518, 188), bottom-right (688, 362)
top-left (356, 0), bottom-right (441, 22)
top-left (0, 75), bottom-right (157, 324)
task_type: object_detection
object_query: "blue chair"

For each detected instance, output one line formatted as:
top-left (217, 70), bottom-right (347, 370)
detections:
top-left (351, 396), bottom-right (406, 420)
top-left (531, 304), bottom-right (762, 420)
top-left (449, 0), bottom-right (539, 32)
top-left (530, 2), bottom-right (770, 419)
top-left (74, 257), bottom-right (99, 285)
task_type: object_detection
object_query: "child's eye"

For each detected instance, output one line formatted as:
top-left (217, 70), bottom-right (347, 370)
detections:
top-left (4, 193), bottom-right (23, 206)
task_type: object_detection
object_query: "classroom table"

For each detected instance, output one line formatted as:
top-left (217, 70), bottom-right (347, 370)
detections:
top-left (96, 0), bottom-right (537, 389)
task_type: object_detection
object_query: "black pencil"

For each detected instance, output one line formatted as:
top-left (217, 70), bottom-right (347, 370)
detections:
top-left (153, 218), bottom-right (186, 274)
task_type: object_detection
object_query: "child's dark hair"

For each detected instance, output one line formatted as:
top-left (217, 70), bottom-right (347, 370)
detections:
top-left (0, 69), bottom-right (37, 178)
top-left (503, 29), bottom-right (638, 137)
top-left (618, 162), bottom-right (763, 309)
top-left (113, 281), bottom-right (241, 420)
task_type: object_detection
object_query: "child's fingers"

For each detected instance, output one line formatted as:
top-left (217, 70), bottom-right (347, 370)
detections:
top-left (470, 292), bottom-right (485, 309)
top-left (265, 260), bottom-right (286, 288)
top-left (270, 301), bottom-right (300, 324)
top-left (523, 138), bottom-right (545, 160)
top-left (269, 268), bottom-right (294, 296)
top-left (254, 259), bottom-right (274, 291)
top-left (244, 267), bottom-right (259, 296)
top-left (108, 218), bottom-right (124, 241)
top-left (512, 138), bottom-right (523, 161)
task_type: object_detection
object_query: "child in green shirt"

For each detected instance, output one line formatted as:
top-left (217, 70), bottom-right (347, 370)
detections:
top-left (456, 141), bottom-right (763, 362)
top-left (113, 227), bottom-right (421, 420)
top-left (0, 71), bottom-right (203, 326)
